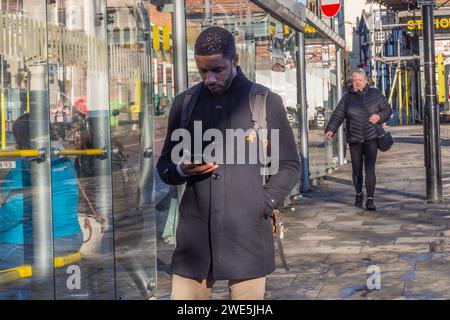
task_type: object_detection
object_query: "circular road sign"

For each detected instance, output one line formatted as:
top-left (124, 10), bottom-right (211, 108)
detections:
top-left (320, 0), bottom-right (342, 18)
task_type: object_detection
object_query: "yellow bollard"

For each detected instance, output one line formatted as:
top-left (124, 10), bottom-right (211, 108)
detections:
top-left (26, 90), bottom-right (30, 113)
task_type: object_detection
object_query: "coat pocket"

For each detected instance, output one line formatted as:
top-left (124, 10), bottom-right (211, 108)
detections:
top-left (255, 177), bottom-right (272, 220)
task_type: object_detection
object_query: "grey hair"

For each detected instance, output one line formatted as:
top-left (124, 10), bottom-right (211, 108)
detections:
top-left (351, 69), bottom-right (368, 80)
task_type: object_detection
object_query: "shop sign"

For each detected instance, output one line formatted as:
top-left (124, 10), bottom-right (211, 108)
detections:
top-left (401, 16), bottom-right (450, 33)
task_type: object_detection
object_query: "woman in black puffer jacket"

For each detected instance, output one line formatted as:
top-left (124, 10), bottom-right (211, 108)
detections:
top-left (325, 70), bottom-right (392, 210)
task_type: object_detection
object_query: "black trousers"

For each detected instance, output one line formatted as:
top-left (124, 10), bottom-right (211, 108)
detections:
top-left (349, 140), bottom-right (378, 198)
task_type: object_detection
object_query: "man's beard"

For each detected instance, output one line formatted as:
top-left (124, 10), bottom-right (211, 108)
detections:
top-left (209, 67), bottom-right (237, 95)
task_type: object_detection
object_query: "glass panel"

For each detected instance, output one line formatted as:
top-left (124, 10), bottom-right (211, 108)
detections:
top-left (150, 1), bottom-right (176, 299)
top-left (252, 3), bottom-right (271, 89)
top-left (305, 29), bottom-right (328, 181)
top-left (327, 42), bottom-right (339, 169)
top-left (107, 0), bottom-right (156, 300)
top-left (0, 0), bottom-right (54, 299)
top-left (186, 0), bottom-right (256, 86)
top-left (47, 0), bottom-right (115, 299)
top-left (266, 18), bottom-right (300, 201)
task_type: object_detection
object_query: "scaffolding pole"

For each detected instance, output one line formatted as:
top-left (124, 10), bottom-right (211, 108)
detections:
top-left (397, 40), bottom-right (403, 126)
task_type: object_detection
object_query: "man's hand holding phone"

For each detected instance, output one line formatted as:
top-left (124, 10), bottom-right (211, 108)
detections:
top-left (179, 151), bottom-right (219, 176)
top-left (180, 162), bottom-right (219, 176)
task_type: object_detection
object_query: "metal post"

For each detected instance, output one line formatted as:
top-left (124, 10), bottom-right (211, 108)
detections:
top-left (173, 0), bottom-right (188, 94)
top-left (334, 18), bottom-right (345, 166)
top-left (29, 65), bottom-right (54, 299)
top-left (371, 7), bottom-right (377, 85)
top-left (414, 60), bottom-right (421, 121)
top-left (85, 0), bottom-right (115, 298)
top-left (173, 0), bottom-right (188, 203)
top-left (137, 3), bottom-right (154, 207)
top-left (296, 31), bottom-right (310, 192)
top-left (23, 0), bottom-right (54, 299)
top-left (137, 3), bottom-right (156, 275)
top-left (388, 65), bottom-right (398, 105)
top-left (204, 0), bottom-right (212, 27)
top-left (397, 40), bottom-right (403, 125)
top-left (336, 49), bottom-right (345, 166)
top-left (422, 0), bottom-right (442, 202)
top-left (405, 64), bottom-right (410, 125)
top-left (138, 84), bottom-right (154, 205)
top-left (389, 63), bottom-right (393, 95)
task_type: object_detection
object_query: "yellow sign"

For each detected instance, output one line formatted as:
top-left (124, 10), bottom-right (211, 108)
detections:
top-left (269, 24), bottom-right (276, 35)
top-left (163, 25), bottom-right (171, 51)
top-left (304, 24), bottom-right (316, 33)
top-left (406, 17), bottom-right (450, 31)
top-left (152, 25), bottom-right (160, 51)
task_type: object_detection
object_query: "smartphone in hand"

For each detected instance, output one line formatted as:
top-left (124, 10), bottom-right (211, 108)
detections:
top-left (190, 153), bottom-right (205, 165)
top-left (182, 149), bottom-right (205, 165)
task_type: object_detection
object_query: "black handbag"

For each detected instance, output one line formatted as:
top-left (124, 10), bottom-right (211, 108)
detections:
top-left (375, 127), bottom-right (394, 152)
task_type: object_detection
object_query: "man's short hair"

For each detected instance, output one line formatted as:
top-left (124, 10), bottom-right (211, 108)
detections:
top-left (13, 113), bottom-right (68, 149)
top-left (194, 26), bottom-right (236, 60)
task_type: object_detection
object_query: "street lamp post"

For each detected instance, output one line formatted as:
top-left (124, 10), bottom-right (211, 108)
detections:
top-left (296, 31), bottom-right (310, 193)
top-left (420, 0), bottom-right (442, 203)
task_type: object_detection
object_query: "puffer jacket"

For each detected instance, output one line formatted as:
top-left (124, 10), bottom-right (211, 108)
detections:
top-left (325, 84), bottom-right (392, 144)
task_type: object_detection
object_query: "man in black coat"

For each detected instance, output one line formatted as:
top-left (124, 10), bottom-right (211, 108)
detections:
top-left (325, 70), bottom-right (392, 210)
top-left (157, 26), bottom-right (300, 300)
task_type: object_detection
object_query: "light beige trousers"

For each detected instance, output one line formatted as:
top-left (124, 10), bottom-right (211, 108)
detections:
top-left (171, 274), bottom-right (266, 300)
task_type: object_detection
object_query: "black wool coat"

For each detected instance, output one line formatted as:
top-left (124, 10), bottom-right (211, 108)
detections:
top-left (157, 68), bottom-right (300, 280)
top-left (325, 84), bottom-right (393, 144)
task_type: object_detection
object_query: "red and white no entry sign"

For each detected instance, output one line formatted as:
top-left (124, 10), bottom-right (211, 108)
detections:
top-left (320, 0), bottom-right (342, 18)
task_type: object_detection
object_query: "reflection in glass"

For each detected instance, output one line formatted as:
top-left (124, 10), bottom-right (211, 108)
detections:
top-left (305, 29), bottom-right (339, 181)
top-left (107, 0), bottom-right (156, 300)
top-left (47, 0), bottom-right (115, 299)
top-left (0, 0), bottom-right (54, 299)
top-left (1, 0), bottom-right (159, 300)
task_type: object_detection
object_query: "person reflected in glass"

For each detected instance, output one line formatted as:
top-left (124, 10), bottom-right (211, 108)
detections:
top-left (0, 113), bottom-right (82, 272)
top-left (53, 99), bottom-right (70, 141)
top-left (70, 116), bottom-right (95, 179)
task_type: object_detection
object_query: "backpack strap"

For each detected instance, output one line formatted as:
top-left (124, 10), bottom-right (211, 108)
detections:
top-left (249, 83), bottom-right (270, 185)
top-left (180, 83), bottom-right (202, 129)
top-left (249, 83), bottom-right (270, 130)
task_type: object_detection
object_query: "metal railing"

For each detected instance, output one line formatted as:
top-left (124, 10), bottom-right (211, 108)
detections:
top-left (0, 148), bottom-right (106, 158)
top-left (0, 149), bottom-right (41, 157)
top-left (53, 148), bottom-right (106, 157)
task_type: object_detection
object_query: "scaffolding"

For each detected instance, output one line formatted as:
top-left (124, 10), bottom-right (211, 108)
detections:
top-left (365, 6), bottom-right (422, 126)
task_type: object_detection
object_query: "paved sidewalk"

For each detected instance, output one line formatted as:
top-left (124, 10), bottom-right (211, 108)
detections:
top-left (157, 124), bottom-right (450, 300)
